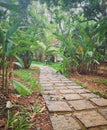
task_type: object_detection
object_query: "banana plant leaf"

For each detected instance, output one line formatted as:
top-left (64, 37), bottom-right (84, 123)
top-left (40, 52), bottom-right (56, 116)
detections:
top-left (6, 21), bottom-right (21, 39)
top-left (0, 1), bottom-right (20, 11)
top-left (13, 80), bottom-right (32, 96)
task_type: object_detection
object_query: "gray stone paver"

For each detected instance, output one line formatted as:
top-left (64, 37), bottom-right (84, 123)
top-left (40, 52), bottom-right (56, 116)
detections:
top-left (64, 94), bottom-right (83, 100)
top-left (43, 86), bottom-right (54, 90)
top-left (90, 98), bottom-right (107, 106)
top-left (46, 101), bottom-right (72, 112)
top-left (43, 95), bottom-right (64, 101)
top-left (68, 85), bottom-right (83, 89)
top-left (59, 89), bottom-right (76, 94)
top-left (68, 99), bottom-right (95, 110)
top-left (51, 114), bottom-right (81, 130)
top-left (74, 88), bottom-right (91, 94)
top-left (43, 90), bottom-right (57, 95)
top-left (80, 93), bottom-right (99, 99)
top-left (40, 66), bottom-right (107, 130)
top-left (98, 108), bottom-right (107, 119)
top-left (74, 110), bottom-right (107, 128)
top-left (66, 82), bottom-right (79, 86)
top-left (56, 87), bottom-right (68, 90)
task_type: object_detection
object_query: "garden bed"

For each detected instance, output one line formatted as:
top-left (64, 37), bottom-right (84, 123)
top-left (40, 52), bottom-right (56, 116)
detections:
top-left (0, 68), bottom-right (53, 130)
top-left (69, 74), bottom-right (107, 98)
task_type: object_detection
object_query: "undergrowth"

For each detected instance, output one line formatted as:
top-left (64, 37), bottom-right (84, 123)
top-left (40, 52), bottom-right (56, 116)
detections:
top-left (13, 68), bottom-right (42, 93)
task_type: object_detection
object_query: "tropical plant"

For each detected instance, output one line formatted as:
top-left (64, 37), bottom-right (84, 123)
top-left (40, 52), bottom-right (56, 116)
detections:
top-left (6, 109), bottom-right (31, 130)
top-left (13, 80), bottom-right (32, 95)
top-left (0, 0), bottom-right (31, 93)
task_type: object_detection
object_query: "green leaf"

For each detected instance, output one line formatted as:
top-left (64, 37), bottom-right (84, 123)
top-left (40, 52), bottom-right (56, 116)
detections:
top-left (93, 59), bottom-right (100, 65)
top-left (13, 62), bottom-right (23, 68)
top-left (53, 33), bottom-right (66, 42)
top-left (0, 27), bottom-right (5, 45)
top-left (87, 51), bottom-right (93, 57)
top-left (0, 2), bottom-right (20, 11)
top-left (15, 55), bottom-right (24, 68)
top-left (13, 80), bottom-right (32, 96)
top-left (6, 21), bottom-right (20, 39)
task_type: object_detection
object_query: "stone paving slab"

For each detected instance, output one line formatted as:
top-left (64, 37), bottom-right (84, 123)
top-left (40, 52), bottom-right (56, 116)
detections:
top-left (46, 101), bottom-right (72, 112)
top-left (54, 83), bottom-right (65, 86)
top-left (98, 108), bottom-right (107, 119)
top-left (40, 66), bottom-right (107, 130)
top-left (59, 89), bottom-right (76, 94)
top-left (55, 85), bottom-right (66, 88)
top-left (68, 85), bottom-right (83, 89)
top-left (90, 98), bottom-right (107, 106)
top-left (43, 90), bottom-right (57, 95)
top-left (74, 110), bottom-right (107, 128)
top-left (43, 95), bottom-right (64, 101)
top-left (51, 81), bottom-right (62, 83)
top-left (88, 126), bottom-right (107, 130)
top-left (43, 86), bottom-right (54, 90)
top-left (57, 87), bottom-right (68, 90)
top-left (50, 114), bottom-right (81, 130)
top-left (64, 94), bottom-right (83, 100)
top-left (66, 82), bottom-right (79, 86)
top-left (74, 88), bottom-right (91, 94)
top-left (63, 81), bottom-right (73, 83)
top-left (41, 83), bottom-right (53, 87)
top-left (80, 93), bottom-right (99, 99)
top-left (68, 99), bottom-right (95, 110)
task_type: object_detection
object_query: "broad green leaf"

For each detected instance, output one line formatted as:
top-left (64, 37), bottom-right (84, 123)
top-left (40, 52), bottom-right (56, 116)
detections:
top-left (13, 62), bottom-right (23, 68)
top-left (0, 2), bottom-right (20, 11)
top-left (0, 27), bottom-right (5, 45)
top-left (53, 33), bottom-right (66, 42)
top-left (15, 55), bottom-right (24, 68)
top-left (6, 21), bottom-right (20, 39)
top-left (87, 51), bottom-right (93, 57)
top-left (13, 80), bottom-right (32, 96)
top-left (93, 59), bottom-right (100, 65)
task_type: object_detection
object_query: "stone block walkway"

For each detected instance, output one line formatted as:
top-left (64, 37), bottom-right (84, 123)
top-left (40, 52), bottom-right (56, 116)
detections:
top-left (40, 66), bottom-right (107, 130)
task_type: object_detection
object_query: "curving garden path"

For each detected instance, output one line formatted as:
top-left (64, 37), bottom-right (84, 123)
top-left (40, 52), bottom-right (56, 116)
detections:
top-left (40, 66), bottom-right (107, 130)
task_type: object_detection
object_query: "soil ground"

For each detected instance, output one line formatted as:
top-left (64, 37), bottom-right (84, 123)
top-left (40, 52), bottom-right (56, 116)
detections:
top-left (0, 68), bottom-right (53, 130)
top-left (0, 66), bottom-right (107, 130)
top-left (69, 74), bottom-right (107, 98)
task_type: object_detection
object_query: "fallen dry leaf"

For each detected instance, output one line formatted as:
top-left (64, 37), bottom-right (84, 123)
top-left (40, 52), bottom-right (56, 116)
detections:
top-left (0, 119), bottom-right (5, 127)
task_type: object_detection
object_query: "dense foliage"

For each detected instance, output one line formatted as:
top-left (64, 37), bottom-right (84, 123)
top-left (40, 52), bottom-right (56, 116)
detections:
top-left (0, 0), bottom-right (107, 92)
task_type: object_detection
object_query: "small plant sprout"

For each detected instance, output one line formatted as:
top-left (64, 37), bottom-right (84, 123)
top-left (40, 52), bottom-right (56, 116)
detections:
top-left (32, 100), bottom-right (45, 114)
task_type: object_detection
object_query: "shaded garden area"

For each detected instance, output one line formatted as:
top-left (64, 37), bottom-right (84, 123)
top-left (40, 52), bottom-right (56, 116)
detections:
top-left (0, 0), bottom-right (107, 129)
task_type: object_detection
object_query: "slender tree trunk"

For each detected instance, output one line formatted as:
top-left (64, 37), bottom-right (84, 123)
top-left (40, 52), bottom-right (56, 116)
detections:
top-left (2, 53), bottom-right (5, 89)
top-left (105, 32), bottom-right (107, 57)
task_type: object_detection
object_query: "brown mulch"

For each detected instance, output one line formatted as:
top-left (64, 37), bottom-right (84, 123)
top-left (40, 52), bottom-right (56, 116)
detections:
top-left (0, 68), bottom-right (53, 130)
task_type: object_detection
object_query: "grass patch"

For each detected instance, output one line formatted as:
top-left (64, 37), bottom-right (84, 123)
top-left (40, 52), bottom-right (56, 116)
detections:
top-left (92, 78), bottom-right (107, 86)
top-left (49, 62), bottom-right (62, 71)
top-left (103, 80), bottom-right (107, 86)
top-left (33, 100), bottom-right (44, 114)
top-left (92, 78), bottom-right (100, 84)
top-left (13, 68), bottom-right (42, 93)
top-left (91, 89), bottom-right (103, 97)
top-left (74, 80), bottom-right (87, 88)
top-left (31, 61), bottom-right (46, 67)
top-left (6, 107), bottom-right (31, 130)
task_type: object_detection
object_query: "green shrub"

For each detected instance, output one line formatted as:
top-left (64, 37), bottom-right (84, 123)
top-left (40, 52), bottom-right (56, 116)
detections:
top-left (33, 100), bottom-right (44, 114)
top-left (74, 80), bottom-right (87, 88)
top-left (103, 80), bottom-right (107, 86)
top-left (91, 89), bottom-right (103, 97)
top-left (13, 80), bottom-right (32, 95)
top-left (13, 69), bottom-right (42, 93)
top-left (92, 78), bottom-right (100, 83)
top-left (6, 109), bottom-right (31, 130)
